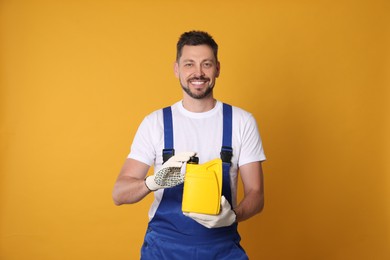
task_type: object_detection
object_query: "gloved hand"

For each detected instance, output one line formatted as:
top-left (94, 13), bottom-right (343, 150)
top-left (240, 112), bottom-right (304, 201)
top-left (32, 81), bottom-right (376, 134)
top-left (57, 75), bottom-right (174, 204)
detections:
top-left (145, 151), bottom-right (196, 191)
top-left (183, 196), bottom-right (236, 228)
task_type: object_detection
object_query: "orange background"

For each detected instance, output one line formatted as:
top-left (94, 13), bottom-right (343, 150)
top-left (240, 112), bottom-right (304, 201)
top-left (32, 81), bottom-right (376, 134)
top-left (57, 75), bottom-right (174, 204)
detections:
top-left (1, 0), bottom-right (389, 259)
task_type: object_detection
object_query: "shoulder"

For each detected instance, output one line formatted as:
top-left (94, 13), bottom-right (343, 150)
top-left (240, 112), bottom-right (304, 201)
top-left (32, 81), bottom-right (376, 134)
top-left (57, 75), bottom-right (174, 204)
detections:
top-left (232, 105), bottom-right (251, 116)
top-left (144, 108), bottom-right (162, 121)
top-left (135, 108), bottom-right (163, 134)
top-left (141, 101), bottom-right (181, 125)
top-left (225, 103), bottom-right (254, 122)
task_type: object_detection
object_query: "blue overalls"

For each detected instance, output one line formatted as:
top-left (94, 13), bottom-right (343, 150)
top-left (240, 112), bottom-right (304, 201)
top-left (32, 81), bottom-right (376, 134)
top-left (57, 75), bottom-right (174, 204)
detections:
top-left (140, 104), bottom-right (248, 260)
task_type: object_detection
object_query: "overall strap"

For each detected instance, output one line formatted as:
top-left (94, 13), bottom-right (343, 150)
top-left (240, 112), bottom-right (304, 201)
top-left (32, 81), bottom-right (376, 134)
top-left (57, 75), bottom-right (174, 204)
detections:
top-left (221, 103), bottom-right (233, 206)
top-left (162, 106), bottom-right (175, 163)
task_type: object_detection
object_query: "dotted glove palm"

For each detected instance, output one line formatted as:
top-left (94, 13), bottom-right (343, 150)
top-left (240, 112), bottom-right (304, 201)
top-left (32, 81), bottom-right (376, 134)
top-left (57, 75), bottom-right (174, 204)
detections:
top-left (183, 196), bottom-right (236, 228)
top-left (145, 152), bottom-right (196, 191)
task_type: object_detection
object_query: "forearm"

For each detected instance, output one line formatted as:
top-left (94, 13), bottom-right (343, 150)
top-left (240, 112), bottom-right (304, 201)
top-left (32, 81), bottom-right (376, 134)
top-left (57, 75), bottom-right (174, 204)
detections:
top-left (234, 189), bottom-right (264, 222)
top-left (112, 176), bottom-right (151, 205)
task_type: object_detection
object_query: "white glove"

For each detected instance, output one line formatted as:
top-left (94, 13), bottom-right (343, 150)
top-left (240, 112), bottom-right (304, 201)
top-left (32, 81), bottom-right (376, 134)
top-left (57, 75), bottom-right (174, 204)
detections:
top-left (145, 151), bottom-right (196, 191)
top-left (183, 196), bottom-right (236, 228)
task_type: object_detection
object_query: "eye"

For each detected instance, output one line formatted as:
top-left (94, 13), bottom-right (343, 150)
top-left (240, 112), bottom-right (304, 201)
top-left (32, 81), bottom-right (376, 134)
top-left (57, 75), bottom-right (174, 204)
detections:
top-left (203, 63), bottom-right (212, 68)
top-left (184, 63), bottom-right (193, 67)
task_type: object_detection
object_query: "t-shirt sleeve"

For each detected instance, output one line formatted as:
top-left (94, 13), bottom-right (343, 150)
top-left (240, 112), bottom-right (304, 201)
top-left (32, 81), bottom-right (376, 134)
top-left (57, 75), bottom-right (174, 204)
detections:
top-left (238, 114), bottom-right (266, 167)
top-left (127, 114), bottom-right (157, 166)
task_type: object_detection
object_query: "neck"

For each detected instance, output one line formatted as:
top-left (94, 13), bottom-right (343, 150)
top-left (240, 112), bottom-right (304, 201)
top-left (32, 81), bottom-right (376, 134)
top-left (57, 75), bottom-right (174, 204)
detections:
top-left (182, 94), bottom-right (216, 113)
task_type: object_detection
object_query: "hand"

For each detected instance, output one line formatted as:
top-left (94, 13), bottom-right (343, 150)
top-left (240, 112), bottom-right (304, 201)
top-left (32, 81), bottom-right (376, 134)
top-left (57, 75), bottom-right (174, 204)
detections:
top-left (145, 152), bottom-right (196, 191)
top-left (183, 196), bottom-right (236, 228)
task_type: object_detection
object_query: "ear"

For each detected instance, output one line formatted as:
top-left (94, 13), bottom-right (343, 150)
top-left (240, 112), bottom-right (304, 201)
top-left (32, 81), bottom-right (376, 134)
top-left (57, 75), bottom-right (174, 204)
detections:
top-left (174, 62), bottom-right (179, 78)
top-left (216, 61), bottom-right (221, 78)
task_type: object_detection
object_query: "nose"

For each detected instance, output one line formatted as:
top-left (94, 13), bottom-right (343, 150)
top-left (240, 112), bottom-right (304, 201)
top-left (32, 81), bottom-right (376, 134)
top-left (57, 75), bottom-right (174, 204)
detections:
top-left (194, 64), bottom-right (205, 77)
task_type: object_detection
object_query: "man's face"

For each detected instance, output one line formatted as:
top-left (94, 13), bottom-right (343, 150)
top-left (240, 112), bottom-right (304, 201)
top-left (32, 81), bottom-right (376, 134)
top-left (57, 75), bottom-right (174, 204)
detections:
top-left (174, 45), bottom-right (220, 99)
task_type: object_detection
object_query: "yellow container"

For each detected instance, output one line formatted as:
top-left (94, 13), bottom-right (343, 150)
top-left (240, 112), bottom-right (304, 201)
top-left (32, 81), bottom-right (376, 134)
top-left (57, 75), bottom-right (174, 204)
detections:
top-left (182, 158), bottom-right (222, 215)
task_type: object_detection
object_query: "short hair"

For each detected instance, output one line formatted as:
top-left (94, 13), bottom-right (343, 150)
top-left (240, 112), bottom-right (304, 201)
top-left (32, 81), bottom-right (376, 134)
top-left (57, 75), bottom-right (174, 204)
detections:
top-left (176, 30), bottom-right (219, 62)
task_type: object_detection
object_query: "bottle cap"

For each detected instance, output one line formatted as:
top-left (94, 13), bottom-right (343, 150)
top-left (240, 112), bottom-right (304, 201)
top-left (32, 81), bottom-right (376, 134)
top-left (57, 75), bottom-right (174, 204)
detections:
top-left (188, 156), bottom-right (199, 164)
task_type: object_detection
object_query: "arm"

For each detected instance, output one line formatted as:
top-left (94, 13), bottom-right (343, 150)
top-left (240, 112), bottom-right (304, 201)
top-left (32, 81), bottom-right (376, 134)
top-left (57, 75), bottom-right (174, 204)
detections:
top-left (112, 158), bottom-right (151, 205)
top-left (234, 161), bottom-right (264, 222)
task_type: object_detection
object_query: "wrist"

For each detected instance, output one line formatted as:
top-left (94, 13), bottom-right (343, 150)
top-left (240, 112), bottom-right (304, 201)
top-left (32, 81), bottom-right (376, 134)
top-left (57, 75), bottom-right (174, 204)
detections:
top-left (144, 176), bottom-right (158, 191)
top-left (232, 208), bottom-right (238, 223)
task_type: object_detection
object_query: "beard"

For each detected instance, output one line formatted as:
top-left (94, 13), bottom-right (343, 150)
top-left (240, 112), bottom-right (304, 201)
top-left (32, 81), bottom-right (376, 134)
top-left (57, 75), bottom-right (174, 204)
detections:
top-left (180, 77), bottom-right (214, 99)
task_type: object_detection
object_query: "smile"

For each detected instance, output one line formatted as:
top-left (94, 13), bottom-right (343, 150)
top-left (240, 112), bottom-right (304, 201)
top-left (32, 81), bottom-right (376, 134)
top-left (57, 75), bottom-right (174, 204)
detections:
top-left (190, 81), bottom-right (208, 85)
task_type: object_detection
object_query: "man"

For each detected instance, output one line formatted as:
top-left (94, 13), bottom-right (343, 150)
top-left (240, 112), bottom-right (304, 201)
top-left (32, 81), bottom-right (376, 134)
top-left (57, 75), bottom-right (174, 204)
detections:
top-left (113, 31), bottom-right (266, 259)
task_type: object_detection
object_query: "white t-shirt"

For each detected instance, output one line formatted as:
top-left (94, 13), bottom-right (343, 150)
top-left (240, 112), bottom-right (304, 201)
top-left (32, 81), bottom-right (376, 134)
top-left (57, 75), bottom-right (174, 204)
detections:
top-left (128, 100), bottom-right (266, 220)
